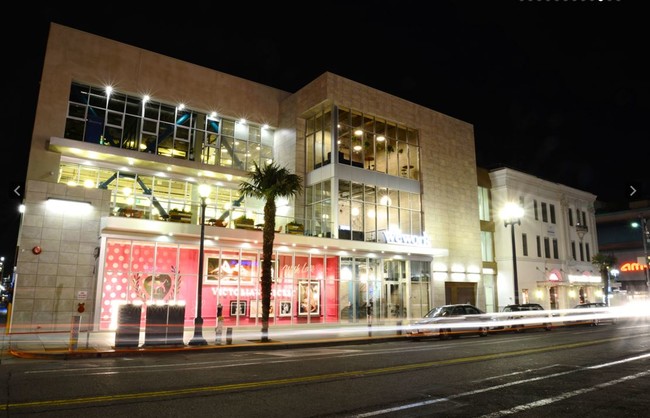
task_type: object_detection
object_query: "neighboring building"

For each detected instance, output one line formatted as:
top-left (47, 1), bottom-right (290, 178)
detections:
top-left (9, 24), bottom-right (485, 335)
top-left (596, 200), bottom-right (650, 301)
top-left (477, 168), bottom-right (498, 313)
top-left (489, 168), bottom-right (599, 311)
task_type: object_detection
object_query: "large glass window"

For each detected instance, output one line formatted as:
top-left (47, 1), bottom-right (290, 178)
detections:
top-left (303, 180), bottom-right (332, 237)
top-left (480, 231), bottom-right (494, 262)
top-left (64, 82), bottom-right (274, 170)
top-left (306, 106), bottom-right (420, 179)
top-left (57, 161), bottom-right (267, 226)
top-left (478, 186), bottom-right (491, 221)
top-left (335, 179), bottom-right (422, 242)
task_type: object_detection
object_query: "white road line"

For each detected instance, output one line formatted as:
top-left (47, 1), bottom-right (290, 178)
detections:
top-left (472, 364), bottom-right (564, 383)
top-left (354, 352), bottom-right (650, 417)
top-left (478, 369), bottom-right (650, 418)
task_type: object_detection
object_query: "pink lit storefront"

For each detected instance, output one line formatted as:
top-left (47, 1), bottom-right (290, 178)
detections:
top-left (100, 239), bottom-right (339, 330)
top-left (99, 238), bottom-right (432, 331)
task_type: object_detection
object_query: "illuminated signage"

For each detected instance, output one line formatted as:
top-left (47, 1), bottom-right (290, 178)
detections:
top-left (620, 262), bottom-right (648, 272)
top-left (568, 274), bottom-right (600, 283)
top-left (209, 285), bottom-right (294, 298)
top-left (381, 231), bottom-right (431, 246)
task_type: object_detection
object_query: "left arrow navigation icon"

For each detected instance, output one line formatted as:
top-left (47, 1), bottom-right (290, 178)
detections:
top-left (14, 186), bottom-right (21, 196)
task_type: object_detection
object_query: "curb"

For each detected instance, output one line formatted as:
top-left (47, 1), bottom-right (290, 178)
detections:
top-left (9, 334), bottom-right (408, 360)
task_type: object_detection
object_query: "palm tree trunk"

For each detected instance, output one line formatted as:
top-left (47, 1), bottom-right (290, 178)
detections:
top-left (260, 201), bottom-right (277, 342)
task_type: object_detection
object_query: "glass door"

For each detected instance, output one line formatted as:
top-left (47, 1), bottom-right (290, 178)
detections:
top-left (384, 259), bottom-right (406, 319)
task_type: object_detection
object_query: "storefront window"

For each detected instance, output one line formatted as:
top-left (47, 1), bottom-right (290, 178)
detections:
top-left (100, 239), bottom-right (426, 331)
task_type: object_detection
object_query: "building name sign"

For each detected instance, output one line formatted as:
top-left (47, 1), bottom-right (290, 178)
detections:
top-left (209, 285), bottom-right (294, 298)
top-left (568, 274), bottom-right (601, 283)
top-left (381, 231), bottom-right (431, 247)
top-left (620, 262), bottom-right (648, 272)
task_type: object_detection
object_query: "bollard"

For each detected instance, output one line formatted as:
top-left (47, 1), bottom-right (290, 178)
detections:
top-left (215, 303), bottom-right (224, 345)
top-left (396, 320), bottom-right (403, 335)
top-left (226, 327), bottom-right (233, 345)
top-left (368, 323), bottom-right (372, 337)
top-left (215, 318), bottom-right (224, 345)
top-left (69, 315), bottom-right (81, 351)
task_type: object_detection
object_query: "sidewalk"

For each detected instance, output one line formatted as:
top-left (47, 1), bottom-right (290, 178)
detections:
top-left (1, 322), bottom-right (408, 360)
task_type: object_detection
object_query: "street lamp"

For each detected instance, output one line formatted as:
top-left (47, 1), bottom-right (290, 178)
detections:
top-left (189, 184), bottom-right (211, 346)
top-left (501, 202), bottom-right (524, 305)
top-left (631, 217), bottom-right (650, 292)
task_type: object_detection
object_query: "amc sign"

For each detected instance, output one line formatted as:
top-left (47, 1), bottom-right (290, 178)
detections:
top-left (620, 261), bottom-right (648, 272)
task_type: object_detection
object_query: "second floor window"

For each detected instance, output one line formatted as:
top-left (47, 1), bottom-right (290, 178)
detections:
top-left (544, 237), bottom-right (551, 258)
top-left (550, 204), bottom-right (556, 224)
top-left (522, 233), bottom-right (528, 256)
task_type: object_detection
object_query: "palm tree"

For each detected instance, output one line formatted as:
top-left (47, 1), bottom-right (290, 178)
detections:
top-left (239, 162), bottom-right (303, 342)
top-left (592, 253), bottom-right (617, 306)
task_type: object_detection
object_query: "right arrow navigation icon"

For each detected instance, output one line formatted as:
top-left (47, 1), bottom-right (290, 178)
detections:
top-left (630, 185), bottom-right (637, 196)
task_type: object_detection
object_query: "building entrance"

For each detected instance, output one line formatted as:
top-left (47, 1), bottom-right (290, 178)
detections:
top-left (383, 259), bottom-right (406, 318)
top-left (445, 282), bottom-right (477, 305)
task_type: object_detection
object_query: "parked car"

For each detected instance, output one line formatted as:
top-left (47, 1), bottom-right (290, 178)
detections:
top-left (491, 303), bottom-right (553, 333)
top-left (564, 302), bottom-right (617, 326)
top-left (407, 304), bottom-right (491, 340)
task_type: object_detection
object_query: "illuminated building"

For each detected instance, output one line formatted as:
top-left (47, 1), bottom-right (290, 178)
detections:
top-left (9, 24), bottom-right (486, 335)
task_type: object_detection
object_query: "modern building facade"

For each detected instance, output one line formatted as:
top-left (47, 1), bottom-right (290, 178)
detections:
top-left (9, 24), bottom-right (486, 335)
top-left (489, 168), bottom-right (600, 310)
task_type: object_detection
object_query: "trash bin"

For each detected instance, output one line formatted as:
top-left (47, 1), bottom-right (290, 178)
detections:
top-left (114, 302), bottom-right (142, 348)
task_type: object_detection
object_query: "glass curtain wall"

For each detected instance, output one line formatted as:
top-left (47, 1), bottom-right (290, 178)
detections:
top-left (338, 257), bottom-right (432, 322)
top-left (335, 107), bottom-right (420, 179)
top-left (305, 105), bottom-right (423, 242)
top-left (306, 106), bottom-right (420, 178)
top-left (304, 180), bottom-right (333, 237)
top-left (337, 180), bottom-right (422, 242)
top-left (57, 162), bottom-right (268, 226)
top-left (64, 82), bottom-right (274, 168)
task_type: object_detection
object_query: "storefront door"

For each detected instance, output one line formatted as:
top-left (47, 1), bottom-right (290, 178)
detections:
top-left (549, 286), bottom-right (559, 310)
top-left (384, 259), bottom-right (406, 318)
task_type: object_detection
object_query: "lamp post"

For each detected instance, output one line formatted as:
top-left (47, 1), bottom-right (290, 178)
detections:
top-left (632, 217), bottom-right (650, 292)
top-left (501, 202), bottom-right (524, 305)
top-left (644, 218), bottom-right (650, 292)
top-left (610, 267), bottom-right (619, 303)
top-left (189, 184), bottom-right (211, 346)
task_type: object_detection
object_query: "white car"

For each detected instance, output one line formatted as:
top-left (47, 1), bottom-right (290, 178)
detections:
top-left (564, 302), bottom-right (617, 326)
top-left (491, 303), bottom-right (553, 333)
top-left (407, 304), bottom-right (490, 340)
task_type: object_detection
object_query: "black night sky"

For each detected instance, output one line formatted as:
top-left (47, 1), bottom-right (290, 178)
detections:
top-left (1, 1), bottom-right (648, 273)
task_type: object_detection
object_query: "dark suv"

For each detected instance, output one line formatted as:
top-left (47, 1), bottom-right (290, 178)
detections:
top-left (492, 303), bottom-right (553, 332)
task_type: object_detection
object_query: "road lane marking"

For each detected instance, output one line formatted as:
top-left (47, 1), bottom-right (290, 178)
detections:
top-left (478, 369), bottom-right (650, 418)
top-left (471, 364), bottom-right (563, 383)
top-left (1, 335), bottom-right (645, 411)
top-left (354, 352), bottom-right (650, 417)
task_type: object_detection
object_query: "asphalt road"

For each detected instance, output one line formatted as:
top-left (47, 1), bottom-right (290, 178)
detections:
top-left (1, 319), bottom-right (649, 417)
